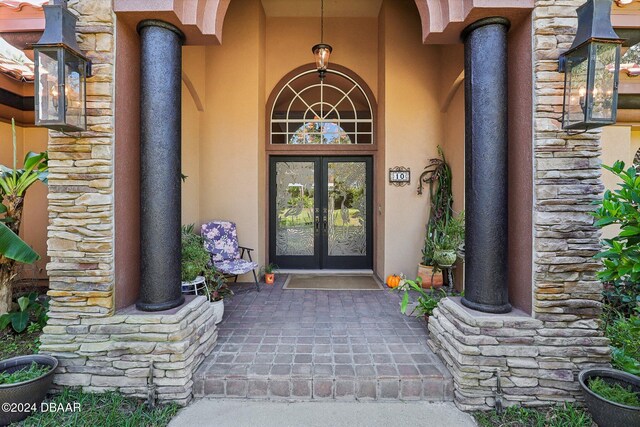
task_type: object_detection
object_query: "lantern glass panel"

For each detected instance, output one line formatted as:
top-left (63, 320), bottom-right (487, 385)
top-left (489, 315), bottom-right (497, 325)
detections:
top-left (63, 51), bottom-right (86, 130)
top-left (36, 49), bottom-right (61, 124)
top-left (589, 42), bottom-right (618, 122)
top-left (562, 45), bottom-right (589, 129)
top-left (314, 46), bottom-right (331, 71)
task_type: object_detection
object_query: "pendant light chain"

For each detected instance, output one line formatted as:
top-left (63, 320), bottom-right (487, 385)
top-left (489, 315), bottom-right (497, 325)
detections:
top-left (320, 0), bottom-right (324, 43)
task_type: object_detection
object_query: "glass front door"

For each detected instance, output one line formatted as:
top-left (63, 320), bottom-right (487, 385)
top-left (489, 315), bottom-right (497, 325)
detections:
top-left (269, 156), bottom-right (373, 269)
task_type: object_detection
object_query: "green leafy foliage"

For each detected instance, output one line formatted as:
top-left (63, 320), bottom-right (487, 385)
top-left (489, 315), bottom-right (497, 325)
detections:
top-left (588, 377), bottom-right (640, 407)
top-left (396, 277), bottom-right (446, 317)
top-left (21, 388), bottom-right (180, 427)
top-left (0, 329), bottom-right (40, 360)
top-left (261, 263), bottom-right (279, 274)
top-left (0, 222), bottom-right (39, 263)
top-left (418, 147), bottom-right (453, 266)
top-left (474, 403), bottom-right (593, 427)
top-left (606, 313), bottom-right (640, 374)
top-left (0, 292), bottom-right (48, 333)
top-left (204, 267), bottom-right (233, 302)
top-left (181, 225), bottom-right (233, 301)
top-left (181, 225), bottom-right (211, 282)
top-left (0, 361), bottom-right (50, 385)
top-left (593, 161), bottom-right (640, 287)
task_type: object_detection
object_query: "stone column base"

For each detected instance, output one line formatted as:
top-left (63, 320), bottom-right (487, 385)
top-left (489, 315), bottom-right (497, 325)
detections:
top-left (40, 296), bottom-right (216, 406)
top-left (428, 297), bottom-right (610, 411)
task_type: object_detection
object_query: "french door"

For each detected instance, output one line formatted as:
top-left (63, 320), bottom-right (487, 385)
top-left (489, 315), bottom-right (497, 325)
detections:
top-left (269, 156), bottom-right (373, 269)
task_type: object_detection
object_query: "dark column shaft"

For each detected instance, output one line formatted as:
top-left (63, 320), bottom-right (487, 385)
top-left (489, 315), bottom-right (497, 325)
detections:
top-left (461, 17), bottom-right (512, 314)
top-left (137, 20), bottom-right (184, 311)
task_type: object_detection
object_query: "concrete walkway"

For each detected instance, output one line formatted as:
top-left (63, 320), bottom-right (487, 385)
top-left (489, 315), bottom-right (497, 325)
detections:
top-left (169, 399), bottom-right (477, 427)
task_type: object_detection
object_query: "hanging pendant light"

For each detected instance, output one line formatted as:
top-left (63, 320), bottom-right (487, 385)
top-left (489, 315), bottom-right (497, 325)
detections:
top-left (312, 0), bottom-right (332, 80)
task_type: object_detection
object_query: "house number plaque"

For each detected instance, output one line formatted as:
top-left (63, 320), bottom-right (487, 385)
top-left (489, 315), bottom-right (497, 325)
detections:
top-left (389, 167), bottom-right (410, 186)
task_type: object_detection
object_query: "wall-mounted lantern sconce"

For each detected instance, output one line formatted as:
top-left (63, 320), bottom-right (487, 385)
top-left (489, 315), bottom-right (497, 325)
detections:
top-left (33, 0), bottom-right (91, 132)
top-left (559, 0), bottom-right (624, 131)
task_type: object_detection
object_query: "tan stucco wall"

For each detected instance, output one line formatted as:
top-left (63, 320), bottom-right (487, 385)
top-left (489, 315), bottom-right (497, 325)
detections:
top-left (0, 121), bottom-right (49, 280)
top-left (182, 47), bottom-right (205, 227)
top-left (199, 0), bottom-right (266, 279)
top-left (381, 0), bottom-right (450, 279)
top-left (601, 125), bottom-right (636, 240)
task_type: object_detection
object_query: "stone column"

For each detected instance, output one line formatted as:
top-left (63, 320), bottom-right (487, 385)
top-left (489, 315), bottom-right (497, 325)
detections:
top-left (460, 17), bottom-right (512, 314)
top-left (136, 20), bottom-right (184, 311)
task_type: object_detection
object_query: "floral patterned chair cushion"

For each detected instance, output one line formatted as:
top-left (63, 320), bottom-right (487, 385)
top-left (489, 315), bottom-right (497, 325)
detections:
top-left (200, 221), bottom-right (260, 286)
top-left (201, 221), bottom-right (240, 262)
top-left (215, 259), bottom-right (259, 275)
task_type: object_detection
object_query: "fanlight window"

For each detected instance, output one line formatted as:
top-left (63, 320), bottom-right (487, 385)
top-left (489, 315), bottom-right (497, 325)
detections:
top-left (270, 69), bottom-right (373, 145)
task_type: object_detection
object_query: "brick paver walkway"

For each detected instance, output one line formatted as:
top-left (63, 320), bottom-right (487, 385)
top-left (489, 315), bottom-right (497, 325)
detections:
top-left (193, 275), bottom-right (453, 401)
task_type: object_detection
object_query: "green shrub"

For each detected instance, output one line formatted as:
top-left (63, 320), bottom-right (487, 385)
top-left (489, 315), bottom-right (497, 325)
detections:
top-left (593, 161), bottom-right (640, 316)
top-left (588, 377), bottom-right (640, 406)
top-left (0, 362), bottom-right (49, 385)
top-left (181, 225), bottom-right (210, 282)
top-left (606, 314), bottom-right (640, 374)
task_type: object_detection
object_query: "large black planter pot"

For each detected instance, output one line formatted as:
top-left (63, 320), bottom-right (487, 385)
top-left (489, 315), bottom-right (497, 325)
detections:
top-left (578, 368), bottom-right (640, 427)
top-left (0, 354), bottom-right (58, 426)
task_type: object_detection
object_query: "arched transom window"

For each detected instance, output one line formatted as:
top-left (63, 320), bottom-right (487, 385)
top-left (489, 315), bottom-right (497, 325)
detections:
top-left (270, 69), bottom-right (374, 145)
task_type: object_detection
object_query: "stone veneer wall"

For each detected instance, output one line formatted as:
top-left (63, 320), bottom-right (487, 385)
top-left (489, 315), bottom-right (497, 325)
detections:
top-left (428, 0), bottom-right (611, 411)
top-left (38, 0), bottom-right (216, 404)
top-left (43, 297), bottom-right (216, 405)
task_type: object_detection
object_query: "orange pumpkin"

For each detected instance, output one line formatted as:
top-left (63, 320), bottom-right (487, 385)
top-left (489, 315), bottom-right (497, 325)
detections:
top-left (386, 274), bottom-right (401, 288)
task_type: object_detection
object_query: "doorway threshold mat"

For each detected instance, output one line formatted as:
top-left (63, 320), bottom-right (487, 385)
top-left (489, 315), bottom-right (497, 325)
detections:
top-left (283, 274), bottom-right (383, 290)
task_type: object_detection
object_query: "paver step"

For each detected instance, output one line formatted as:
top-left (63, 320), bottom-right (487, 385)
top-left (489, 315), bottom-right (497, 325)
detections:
top-left (193, 374), bottom-right (453, 401)
top-left (194, 277), bottom-right (453, 401)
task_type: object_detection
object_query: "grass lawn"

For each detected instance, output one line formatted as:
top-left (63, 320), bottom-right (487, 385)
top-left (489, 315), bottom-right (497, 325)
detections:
top-left (474, 404), bottom-right (595, 427)
top-left (19, 388), bottom-right (180, 427)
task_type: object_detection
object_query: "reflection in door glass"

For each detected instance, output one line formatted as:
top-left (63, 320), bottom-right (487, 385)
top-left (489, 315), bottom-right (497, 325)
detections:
top-left (275, 162), bottom-right (315, 256)
top-left (328, 162), bottom-right (366, 256)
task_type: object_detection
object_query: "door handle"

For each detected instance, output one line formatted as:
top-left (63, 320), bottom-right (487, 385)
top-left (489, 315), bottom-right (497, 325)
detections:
top-left (315, 216), bottom-right (320, 233)
top-left (323, 215), bottom-right (328, 232)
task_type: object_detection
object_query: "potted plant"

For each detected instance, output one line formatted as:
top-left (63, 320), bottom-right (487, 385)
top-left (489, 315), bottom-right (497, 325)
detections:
top-left (181, 225), bottom-right (210, 284)
top-left (417, 147), bottom-right (452, 288)
top-left (261, 263), bottom-right (279, 285)
top-left (0, 355), bottom-right (58, 425)
top-left (578, 368), bottom-right (640, 427)
top-left (432, 211), bottom-right (465, 269)
top-left (204, 268), bottom-right (233, 324)
top-left (395, 277), bottom-right (446, 324)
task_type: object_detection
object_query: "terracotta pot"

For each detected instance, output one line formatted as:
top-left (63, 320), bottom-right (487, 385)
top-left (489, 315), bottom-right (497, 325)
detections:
top-left (265, 273), bottom-right (275, 284)
top-left (417, 264), bottom-right (443, 288)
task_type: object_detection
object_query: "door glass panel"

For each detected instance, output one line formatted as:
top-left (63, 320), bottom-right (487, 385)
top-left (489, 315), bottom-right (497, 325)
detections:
top-left (275, 162), bottom-right (315, 256)
top-left (327, 162), bottom-right (366, 256)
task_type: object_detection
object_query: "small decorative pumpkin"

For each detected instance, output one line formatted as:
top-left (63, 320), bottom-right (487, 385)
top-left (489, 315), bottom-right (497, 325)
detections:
top-left (386, 274), bottom-right (401, 288)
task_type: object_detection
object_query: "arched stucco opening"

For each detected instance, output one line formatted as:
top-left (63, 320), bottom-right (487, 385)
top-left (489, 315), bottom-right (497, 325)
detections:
top-left (112, 0), bottom-right (535, 314)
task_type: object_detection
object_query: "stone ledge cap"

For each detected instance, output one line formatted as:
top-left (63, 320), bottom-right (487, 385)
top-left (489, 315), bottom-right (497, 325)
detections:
top-left (442, 297), bottom-right (543, 328)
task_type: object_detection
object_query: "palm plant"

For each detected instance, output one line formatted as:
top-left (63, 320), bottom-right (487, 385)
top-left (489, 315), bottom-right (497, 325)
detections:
top-left (0, 119), bottom-right (48, 314)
